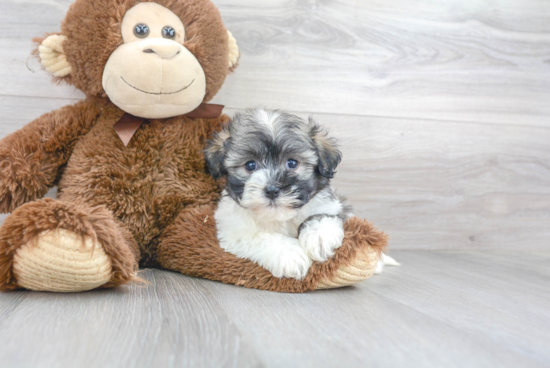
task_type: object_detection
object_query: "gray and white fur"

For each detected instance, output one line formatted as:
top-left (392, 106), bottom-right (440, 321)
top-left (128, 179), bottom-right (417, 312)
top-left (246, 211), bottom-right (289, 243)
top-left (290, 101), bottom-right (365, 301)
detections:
top-left (205, 108), bottom-right (352, 280)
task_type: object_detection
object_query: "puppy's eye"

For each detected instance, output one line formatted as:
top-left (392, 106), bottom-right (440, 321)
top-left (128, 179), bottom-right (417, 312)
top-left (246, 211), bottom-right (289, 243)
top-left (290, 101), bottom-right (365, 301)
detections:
top-left (245, 161), bottom-right (257, 172)
top-left (162, 26), bottom-right (176, 39)
top-left (134, 24), bottom-right (150, 38)
top-left (286, 159), bottom-right (298, 170)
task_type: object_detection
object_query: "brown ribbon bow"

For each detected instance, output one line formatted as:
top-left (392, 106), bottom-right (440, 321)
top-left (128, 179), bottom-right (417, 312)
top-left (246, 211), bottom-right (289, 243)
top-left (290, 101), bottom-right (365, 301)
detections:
top-left (113, 103), bottom-right (224, 146)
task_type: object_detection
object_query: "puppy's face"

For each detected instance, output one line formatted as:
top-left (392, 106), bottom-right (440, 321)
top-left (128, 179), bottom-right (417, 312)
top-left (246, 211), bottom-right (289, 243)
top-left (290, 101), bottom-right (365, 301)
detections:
top-left (206, 109), bottom-right (341, 221)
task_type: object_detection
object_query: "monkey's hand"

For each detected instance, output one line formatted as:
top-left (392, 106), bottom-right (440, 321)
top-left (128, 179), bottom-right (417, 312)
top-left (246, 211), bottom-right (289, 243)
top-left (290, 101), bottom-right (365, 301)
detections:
top-left (0, 149), bottom-right (53, 213)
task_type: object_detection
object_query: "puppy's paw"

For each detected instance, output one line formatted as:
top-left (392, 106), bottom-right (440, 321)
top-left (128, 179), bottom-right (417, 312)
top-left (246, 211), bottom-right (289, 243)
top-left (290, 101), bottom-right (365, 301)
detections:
top-left (270, 238), bottom-right (312, 280)
top-left (299, 216), bottom-right (344, 262)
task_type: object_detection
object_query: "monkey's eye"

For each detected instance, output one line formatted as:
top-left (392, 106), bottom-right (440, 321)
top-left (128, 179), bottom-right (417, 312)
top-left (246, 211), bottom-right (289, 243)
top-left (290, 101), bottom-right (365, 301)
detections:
top-left (245, 161), bottom-right (257, 172)
top-left (162, 26), bottom-right (176, 39)
top-left (134, 24), bottom-right (150, 38)
top-left (286, 159), bottom-right (298, 170)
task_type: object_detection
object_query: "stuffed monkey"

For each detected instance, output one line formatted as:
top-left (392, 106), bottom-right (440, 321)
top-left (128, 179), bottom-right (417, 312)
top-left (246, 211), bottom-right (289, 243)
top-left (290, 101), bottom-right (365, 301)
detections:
top-left (0, 0), bottom-right (387, 293)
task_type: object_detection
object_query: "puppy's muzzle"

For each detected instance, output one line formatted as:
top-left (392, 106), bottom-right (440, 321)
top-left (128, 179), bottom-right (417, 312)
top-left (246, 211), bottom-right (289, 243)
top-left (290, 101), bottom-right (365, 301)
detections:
top-left (264, 186), bottom-right (280, 200)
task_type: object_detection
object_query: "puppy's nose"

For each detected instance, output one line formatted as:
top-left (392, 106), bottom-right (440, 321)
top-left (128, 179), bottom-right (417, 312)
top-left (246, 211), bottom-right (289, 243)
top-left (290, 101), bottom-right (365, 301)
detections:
top-left (264, 186), bottom-right (280, 200)
top-left (140, 39), bottom-right (182, 59)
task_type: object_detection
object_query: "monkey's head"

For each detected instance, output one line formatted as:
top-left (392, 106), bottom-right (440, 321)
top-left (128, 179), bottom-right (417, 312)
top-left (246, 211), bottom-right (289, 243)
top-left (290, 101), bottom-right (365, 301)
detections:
top-left (36, 0), bottom-right (239, 119)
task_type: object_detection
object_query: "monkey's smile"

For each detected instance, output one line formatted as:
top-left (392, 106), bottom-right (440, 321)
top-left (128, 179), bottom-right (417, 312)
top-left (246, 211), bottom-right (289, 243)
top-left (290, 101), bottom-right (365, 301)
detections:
top-left (121, 76), bottom-right (195, 95)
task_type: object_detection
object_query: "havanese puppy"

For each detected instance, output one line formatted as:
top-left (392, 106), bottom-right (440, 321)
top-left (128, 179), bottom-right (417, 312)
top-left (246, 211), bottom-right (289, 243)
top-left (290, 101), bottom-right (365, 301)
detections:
top-left (205, 108), bottom-right (351, 280)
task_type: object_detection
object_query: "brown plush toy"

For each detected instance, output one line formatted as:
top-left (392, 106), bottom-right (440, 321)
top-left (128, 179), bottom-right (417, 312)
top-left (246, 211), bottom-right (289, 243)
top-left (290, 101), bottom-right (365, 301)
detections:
top-left (0, 0), bottom-right (387, 293)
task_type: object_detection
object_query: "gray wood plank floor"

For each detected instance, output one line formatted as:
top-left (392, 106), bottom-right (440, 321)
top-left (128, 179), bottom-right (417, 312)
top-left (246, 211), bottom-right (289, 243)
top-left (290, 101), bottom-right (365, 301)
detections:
top-left (0, 251), bottom-right (549, 368)
top-left (2, 0), bottom-right (550, 126)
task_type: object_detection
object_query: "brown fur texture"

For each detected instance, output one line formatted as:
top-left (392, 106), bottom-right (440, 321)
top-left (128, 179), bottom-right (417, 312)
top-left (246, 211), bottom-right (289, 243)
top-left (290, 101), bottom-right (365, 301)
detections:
top-left (0, 0), bottom-right (388, 293)
top-left (0, 99), bottom-right (102, 213)
top-left (157, 205), bottom-right (388, 292)
top-left (55, 99), bottom-right (228, 267)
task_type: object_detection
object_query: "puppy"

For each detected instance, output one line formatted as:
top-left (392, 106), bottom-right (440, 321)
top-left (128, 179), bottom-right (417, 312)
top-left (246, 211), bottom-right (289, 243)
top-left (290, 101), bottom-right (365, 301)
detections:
top-left (205, 108), bottom-right (351, 280)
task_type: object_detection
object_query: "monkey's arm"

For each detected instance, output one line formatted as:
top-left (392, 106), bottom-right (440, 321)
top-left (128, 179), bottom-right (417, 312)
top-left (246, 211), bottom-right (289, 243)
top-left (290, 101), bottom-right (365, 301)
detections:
top-left (0, 99), bottom-right (101, 213)
top-left (157, 204), bottom-right (388, 293)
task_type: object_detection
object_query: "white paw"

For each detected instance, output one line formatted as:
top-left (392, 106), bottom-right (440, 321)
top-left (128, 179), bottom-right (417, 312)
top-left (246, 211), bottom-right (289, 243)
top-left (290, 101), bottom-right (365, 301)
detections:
top-left (299, 216), bottom-right (344, 262)
top-left (269, 238), bottom-right (312, 280)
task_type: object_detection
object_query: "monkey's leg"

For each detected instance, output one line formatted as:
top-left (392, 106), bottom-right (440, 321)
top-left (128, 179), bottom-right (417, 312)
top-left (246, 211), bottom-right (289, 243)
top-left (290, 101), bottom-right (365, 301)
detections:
top-left (157, 204), bottom-right (387, 293)
top-left (0, 198), bottom-right (139, 292)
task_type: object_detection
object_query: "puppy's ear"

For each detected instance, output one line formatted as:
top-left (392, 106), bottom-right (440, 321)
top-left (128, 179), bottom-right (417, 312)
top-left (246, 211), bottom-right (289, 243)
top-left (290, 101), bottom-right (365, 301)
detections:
top-left (205, 126), bottom-right (231, 179)
top-left (309, 118), bottom-right (342, 179)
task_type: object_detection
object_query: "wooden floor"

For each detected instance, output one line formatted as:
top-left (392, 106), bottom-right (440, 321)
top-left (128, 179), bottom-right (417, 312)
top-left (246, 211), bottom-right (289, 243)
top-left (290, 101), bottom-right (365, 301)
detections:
top-left (1, 0), bottom-right (550, 367)
top-left (0, 251), bottom-right (549, 368)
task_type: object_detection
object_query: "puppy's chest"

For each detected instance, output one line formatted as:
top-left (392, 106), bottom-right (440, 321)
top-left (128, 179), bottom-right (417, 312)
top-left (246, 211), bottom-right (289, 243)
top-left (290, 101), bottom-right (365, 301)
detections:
top-left (256, 220), bottom-right (301, 238)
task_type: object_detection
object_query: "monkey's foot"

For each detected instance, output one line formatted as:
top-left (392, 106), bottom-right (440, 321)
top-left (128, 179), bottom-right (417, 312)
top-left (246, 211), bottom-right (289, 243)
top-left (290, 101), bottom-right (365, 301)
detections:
top-left (316, 244), bottom-right (380, 289)
top-left (0, 199), bottom-right (139, 292)
top-left (13, 229), bottom-right (112, 292)
top-left (302, 215), bottom-right (387, 291)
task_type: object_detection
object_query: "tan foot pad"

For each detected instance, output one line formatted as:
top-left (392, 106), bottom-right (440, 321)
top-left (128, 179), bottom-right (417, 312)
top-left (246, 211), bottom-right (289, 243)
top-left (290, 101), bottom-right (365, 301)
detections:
top-left (13, 229), bottom-right (112, 292)
top-left (316, 246), bottom-right (380, 290)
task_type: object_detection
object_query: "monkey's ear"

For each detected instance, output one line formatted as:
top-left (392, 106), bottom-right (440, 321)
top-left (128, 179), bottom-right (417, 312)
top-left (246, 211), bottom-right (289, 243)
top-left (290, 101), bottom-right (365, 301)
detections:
top-left (205, 127), bottom-right (231, 179)
top-left (227, 31), bottom-right (240, 71)
top-left (38, 34), bottom-right (72, 78)
top-left (309, 118), bottom-right (342, 179)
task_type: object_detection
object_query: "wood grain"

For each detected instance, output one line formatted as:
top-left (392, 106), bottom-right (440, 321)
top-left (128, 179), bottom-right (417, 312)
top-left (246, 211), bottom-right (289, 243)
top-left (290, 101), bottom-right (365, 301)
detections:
top-left (206, 250), bottom-right (550, 368)
top-left (1, 0), bottom-right (550, 126)
top-left (1, 251), bottom-right (549, 368)
top-left (0, 271), bottom-right (263, 368)
top-left (214, 0), bottom-right (550, 126)
top-left (311, 113), bottom-right (550, 250)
